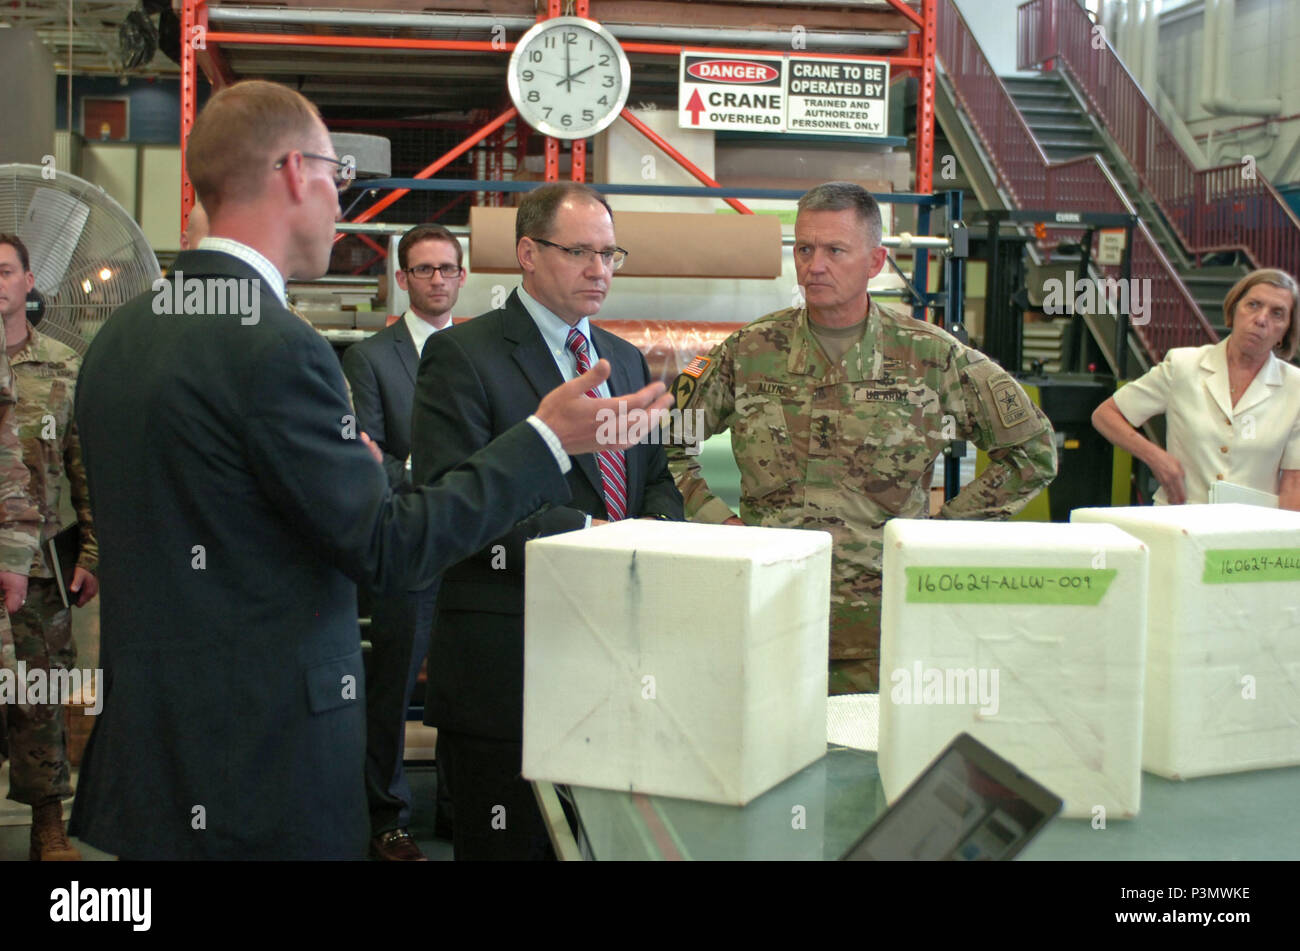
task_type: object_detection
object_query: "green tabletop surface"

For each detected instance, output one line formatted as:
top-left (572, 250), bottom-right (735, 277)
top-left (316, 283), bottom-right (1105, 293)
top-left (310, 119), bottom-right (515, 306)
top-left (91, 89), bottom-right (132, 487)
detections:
top-left (563, 747), bottom-right (1300, 860)
top-left (574, 435), bottom-right (1297, 860)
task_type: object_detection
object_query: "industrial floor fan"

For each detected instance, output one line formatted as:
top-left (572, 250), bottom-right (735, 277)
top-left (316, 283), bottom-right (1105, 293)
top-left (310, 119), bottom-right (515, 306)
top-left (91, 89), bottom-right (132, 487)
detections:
top-left (0, 163), bottom-right (160, 354)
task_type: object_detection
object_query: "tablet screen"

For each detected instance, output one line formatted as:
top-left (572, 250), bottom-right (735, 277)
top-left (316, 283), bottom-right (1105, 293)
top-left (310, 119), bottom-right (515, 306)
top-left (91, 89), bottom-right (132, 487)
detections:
top-left (843, 734), bottom-right (1061, 861)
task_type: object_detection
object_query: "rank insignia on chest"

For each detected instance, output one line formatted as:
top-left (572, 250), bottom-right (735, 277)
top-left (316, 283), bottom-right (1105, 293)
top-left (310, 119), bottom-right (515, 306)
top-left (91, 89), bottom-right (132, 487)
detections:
top-left (813, 415), bottom-right (834, 450)
top-left (682, 355), bottom-right (712, 379)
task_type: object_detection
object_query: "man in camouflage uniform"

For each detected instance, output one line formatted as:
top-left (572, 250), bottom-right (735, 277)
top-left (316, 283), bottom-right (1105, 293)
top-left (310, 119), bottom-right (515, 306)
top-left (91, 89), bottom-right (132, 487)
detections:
top-left (0, 234), bottom-right (96, 861)
top-left (666, 183), bottom-right (1057, 694)
top-left (0, 236), bottom-right (41, 616)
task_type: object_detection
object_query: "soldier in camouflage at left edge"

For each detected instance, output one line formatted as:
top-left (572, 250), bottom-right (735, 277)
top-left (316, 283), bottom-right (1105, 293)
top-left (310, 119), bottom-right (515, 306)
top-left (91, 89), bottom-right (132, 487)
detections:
top-left (665, 183), bottom-right (1057, 695)
top-left (0, 234), bottom-right (98, 861)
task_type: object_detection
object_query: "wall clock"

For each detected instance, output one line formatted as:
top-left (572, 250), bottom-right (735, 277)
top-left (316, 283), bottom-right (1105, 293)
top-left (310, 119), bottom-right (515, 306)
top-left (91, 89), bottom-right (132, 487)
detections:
top-left (508, 16), bottom-right (631, 140)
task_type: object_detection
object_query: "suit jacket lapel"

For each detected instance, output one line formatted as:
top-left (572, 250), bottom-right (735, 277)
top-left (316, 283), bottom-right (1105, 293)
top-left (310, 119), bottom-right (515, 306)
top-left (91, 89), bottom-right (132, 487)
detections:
top-left (1200, 342), bottom-right (1234, 420)
top-left (596, 329), bottom-right (636, 401)
top-left (1202, 338), bottom-right (1283, 417)
top-left (394, 319), bottom-right (418, 385)
top-left (1233, 350), bottom-right (1283, 416)
top-left (502, 293), bottom-right (604, 498)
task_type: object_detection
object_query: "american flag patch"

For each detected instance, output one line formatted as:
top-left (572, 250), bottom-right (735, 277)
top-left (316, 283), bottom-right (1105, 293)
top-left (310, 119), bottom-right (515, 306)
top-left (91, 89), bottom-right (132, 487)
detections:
top-left (682, 355), bottom-right (712, 379)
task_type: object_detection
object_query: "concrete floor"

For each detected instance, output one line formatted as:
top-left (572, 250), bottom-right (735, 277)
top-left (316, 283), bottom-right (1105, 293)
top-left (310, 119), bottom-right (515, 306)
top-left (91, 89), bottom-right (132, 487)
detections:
top-left (0, 761), bottom-right (453, 861)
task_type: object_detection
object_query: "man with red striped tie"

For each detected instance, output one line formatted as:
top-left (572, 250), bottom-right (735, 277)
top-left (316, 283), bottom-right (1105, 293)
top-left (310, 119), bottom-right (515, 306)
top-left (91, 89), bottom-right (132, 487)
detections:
top-left (410, 182), bottom-right (683, 860)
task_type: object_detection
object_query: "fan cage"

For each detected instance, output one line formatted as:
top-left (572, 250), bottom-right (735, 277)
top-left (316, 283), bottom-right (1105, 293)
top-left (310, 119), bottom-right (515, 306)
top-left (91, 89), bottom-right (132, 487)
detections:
top-left (0, 164), bottom-right (161, 355)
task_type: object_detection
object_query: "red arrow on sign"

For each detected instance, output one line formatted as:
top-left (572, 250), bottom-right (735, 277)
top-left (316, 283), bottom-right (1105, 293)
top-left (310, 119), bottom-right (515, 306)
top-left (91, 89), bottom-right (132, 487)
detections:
top-left (685, 88), bottom-right (705, 125)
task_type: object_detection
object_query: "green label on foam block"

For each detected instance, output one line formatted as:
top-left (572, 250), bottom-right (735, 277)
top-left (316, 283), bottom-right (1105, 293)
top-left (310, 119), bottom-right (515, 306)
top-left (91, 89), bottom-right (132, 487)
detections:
top-left (904, 567), bottom-right (1117, 605)
top-left (1202, 549), bottom-right (1300, 584)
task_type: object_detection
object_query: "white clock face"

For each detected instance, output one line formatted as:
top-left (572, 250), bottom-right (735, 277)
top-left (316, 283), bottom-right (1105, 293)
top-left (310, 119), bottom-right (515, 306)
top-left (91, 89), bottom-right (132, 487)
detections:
top-left (508, 16), bottom-right (631, 140)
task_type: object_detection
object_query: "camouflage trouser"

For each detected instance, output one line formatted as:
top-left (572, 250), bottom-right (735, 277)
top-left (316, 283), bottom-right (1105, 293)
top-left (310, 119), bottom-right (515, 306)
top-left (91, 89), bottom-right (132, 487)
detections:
top-left (829, 658), bottom-right (879, 695)
top-left (1, 577), bottom-right (75, 805)
top-left (827, 576), bottom-right (882, 695)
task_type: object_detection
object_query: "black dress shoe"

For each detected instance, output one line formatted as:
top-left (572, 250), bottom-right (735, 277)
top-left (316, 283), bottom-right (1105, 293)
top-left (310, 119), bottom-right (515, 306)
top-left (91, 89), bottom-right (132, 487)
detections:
top-left (369, 828), bottom-right (427, 861)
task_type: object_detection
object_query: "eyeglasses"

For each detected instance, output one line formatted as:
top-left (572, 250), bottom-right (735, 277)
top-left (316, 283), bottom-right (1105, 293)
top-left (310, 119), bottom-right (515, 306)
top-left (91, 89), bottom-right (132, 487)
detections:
top-left (273, 152), bottom-right (355, 192)
top-left (530, 237), bottom-right (628, 271)
top-left (404, 264), bottom-right (463, 280)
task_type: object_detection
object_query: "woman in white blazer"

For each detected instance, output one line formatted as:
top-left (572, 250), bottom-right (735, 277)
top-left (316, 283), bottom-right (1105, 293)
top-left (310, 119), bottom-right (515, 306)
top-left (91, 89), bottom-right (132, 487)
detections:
top-left (1091, 268), bottom-right (1300, 509)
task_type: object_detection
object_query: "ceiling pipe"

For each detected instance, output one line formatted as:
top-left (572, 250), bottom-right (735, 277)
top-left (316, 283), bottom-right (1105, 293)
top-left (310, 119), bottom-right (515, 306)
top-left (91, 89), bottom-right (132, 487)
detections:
top-left (1200, 0), bottom-right (1280, 117)
top-left (1105, 0), bottom-right (1122, 47)
top-left (1124, 0), bottom-right (1141, 67)
top-left (1131, 0), bottom-right (1144, 72)
top-left (1284, 0), bottom-right (1299, 124)
top-left (1112, 0), bottom-right (1127, 63)
top-left (206, 7), bottom-right (909, 50)
top-left (1142, 0), bottom-right (1159, 98)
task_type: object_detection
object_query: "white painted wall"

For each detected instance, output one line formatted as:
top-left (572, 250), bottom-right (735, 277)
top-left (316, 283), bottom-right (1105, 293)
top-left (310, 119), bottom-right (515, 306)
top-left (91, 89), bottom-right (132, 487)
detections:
top-left (953, 0), bottom-right (1037, 77)
top-left (1154, 0), bottom-right (1300, 183)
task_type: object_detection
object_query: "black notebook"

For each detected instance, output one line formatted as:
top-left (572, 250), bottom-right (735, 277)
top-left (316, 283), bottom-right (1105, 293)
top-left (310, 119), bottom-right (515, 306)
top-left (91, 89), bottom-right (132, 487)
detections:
top-left (46, 523), bottom-right (81, 609)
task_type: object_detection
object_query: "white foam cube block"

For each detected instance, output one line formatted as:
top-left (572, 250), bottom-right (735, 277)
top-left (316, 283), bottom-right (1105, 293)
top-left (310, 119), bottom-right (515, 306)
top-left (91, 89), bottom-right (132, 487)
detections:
top-left (879, 519), bottom-right (1149, 819)
top-left (1072, 504), bottom-right (1300, 779)
top-left (523, 520), bottom-right (832, 805)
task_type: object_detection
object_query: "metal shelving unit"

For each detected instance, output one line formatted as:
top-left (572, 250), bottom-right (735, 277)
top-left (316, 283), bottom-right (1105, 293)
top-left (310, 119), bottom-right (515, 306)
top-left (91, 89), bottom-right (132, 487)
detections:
top-left (177, 0), bottom-right (939, 267)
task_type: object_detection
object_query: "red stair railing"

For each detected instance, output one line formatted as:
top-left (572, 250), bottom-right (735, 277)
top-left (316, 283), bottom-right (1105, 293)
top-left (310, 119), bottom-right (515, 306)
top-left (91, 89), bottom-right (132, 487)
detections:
top-left (936, 0), bottom-right (1215, 362)
top-left (1018, 0), bottom-right (1300, 281)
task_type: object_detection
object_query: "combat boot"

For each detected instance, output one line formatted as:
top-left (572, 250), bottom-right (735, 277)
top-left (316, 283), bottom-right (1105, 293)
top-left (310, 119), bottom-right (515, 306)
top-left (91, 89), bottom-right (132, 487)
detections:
top-left (30, 799), bottom-right (82, 861)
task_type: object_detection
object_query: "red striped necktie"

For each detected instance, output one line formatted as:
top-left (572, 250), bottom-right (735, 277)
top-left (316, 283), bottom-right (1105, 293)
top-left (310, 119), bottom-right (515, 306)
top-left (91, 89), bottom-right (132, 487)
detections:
top-left (565, 328), bottom-right (628, 521)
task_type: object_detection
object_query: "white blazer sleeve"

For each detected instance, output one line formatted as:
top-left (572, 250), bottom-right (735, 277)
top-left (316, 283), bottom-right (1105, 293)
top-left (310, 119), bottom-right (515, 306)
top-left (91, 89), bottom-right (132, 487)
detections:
top-left (1113, 351), bottom-right (1177, 427)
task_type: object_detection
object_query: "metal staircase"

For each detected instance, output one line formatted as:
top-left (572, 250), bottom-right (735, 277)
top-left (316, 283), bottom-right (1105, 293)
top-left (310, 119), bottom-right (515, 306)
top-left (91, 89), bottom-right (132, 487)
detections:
top-left (934, 0), bottom-right (1221, 376)
top-left (1018, 0), bottom-right (1300, 348)
top-left (1004, 74), bottom-right (1099, 163)
top-left (1003, 73), bottom-right (1246, 341)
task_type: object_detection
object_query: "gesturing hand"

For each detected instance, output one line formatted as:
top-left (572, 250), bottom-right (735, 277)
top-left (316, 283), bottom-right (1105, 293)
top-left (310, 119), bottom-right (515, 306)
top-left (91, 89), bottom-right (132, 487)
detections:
top-left (535, 358), bottom-right (674, 455)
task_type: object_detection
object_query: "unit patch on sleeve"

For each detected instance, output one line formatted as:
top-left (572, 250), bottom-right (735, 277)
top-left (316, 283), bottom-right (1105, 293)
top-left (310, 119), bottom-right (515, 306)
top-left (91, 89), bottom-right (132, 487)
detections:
top-left (990, 378), bottom-right (1031, 429)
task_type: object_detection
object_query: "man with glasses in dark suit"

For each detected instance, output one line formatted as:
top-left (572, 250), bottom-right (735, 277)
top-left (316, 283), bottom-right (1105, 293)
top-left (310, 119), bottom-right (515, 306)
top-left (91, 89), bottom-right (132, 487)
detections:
top-left (411, 182), bottom-right (684, 861)
top-left (343, 224), bottom-right (466, 860)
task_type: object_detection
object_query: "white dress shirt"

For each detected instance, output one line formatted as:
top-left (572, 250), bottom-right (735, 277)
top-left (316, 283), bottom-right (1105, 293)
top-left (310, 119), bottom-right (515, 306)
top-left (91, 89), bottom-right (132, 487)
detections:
top-left (195, 236), bottom-right (287, 305)
top-left (1113, 338), bottom-right (1300, 503)
top-left (516, 285), bottom-right (612, 399)
top-left (403, 308), bottom-right (447, 356)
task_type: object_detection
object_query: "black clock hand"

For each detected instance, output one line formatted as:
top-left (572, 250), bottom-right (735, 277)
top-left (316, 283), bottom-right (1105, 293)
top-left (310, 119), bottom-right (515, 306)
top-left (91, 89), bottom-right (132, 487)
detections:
top-left (555, 62), bottom-right (593, 88)
top-left (562, 41), bottom-right (572, 92)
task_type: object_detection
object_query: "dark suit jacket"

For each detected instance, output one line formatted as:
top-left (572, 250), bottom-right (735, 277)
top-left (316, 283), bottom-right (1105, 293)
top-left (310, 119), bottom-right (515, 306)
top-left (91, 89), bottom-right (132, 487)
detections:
top-left (411, 289), bottom-right (683, 742)
top-left (341, 317), bottom-right (419, 487)
top-left (69, 252), bottom-right (572, 860)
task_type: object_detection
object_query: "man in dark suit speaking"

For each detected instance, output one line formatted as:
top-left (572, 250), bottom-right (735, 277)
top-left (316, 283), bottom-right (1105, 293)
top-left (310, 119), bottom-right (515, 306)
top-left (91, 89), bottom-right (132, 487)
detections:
top-left (68, 82), bottom-right (672, 861)
top-left (343, 224), bottom-right (466, 860)
top-left (411, 183), bottom-right (684, 860)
